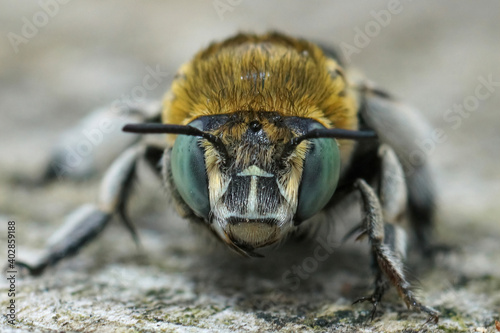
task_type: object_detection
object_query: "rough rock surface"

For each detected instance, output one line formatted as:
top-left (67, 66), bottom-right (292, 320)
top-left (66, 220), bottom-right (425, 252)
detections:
top-left (1, 1), bottom-right (499, 332)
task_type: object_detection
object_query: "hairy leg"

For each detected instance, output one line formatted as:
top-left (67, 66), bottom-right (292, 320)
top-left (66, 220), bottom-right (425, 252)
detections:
top-left (17, 144), bottom-right (146, 275)
top-left (351, 145), bottom-right (439, 323)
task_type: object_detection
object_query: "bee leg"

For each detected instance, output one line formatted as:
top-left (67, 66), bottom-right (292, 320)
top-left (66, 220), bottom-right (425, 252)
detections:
top-left (352, 269), bottom-right (388, 321)
top-left (360, 89), bottom-right (438, 253)
top-left (17, 144), bottom-right (145, 276)
top-left (406, 163), bottom-right (442, 256)
top-left (353, 145), bottom-right (439, 323)
top-left (39, 101), bottom-right (161, 182)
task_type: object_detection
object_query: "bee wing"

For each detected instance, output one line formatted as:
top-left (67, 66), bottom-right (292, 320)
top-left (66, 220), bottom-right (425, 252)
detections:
top-left (360, 88), bottom-right (436, 246)
top-left (360, 90), bottom-right (433, 169)
top-left (42, 100), bottom-right (162, 182)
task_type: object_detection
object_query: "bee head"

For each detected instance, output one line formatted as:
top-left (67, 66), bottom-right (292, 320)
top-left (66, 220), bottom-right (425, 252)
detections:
top-left (123, 113), bottom-right (375, 256)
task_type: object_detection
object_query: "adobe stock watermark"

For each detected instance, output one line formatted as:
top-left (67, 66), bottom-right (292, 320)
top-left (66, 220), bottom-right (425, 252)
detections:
top-left (402, 74), bottom-right (499, 175)
top-left (110, 65), bottom-right (168, 113)
top-left (50, 65), bottom-right (168, 179)
top-left (281, 230), bottom-right (338, 291)
top-left (213, 0), bottom-right (243, 21)
top-left (7, 0), bottom-right (73, 54)
top-left (340, 0), bottom-right (409, 64)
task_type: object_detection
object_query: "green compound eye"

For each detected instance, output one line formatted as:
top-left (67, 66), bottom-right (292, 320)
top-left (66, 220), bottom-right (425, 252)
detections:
top-left (170, 120), bottom-right (210, 220)
top-left (296, 124), bottom-right (341, 222)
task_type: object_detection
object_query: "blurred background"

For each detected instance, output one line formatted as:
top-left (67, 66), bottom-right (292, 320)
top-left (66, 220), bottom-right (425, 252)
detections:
top-left (1, 1), bottom-right (499, 332)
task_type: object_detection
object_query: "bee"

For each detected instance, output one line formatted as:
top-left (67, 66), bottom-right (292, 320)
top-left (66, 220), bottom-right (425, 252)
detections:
top-left (19, 32), bottom-right (439, 323)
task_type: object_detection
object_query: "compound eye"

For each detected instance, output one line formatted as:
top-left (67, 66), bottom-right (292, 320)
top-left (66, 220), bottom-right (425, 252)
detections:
top-left (296, 124), bottom-right (341, 222)
top-left (170, 120), bottom-right (210, 220)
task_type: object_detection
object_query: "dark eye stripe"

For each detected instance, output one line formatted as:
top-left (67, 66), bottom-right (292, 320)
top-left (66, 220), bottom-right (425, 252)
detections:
top-left (257, 177), bottom-right (282, 215)
top-left (221, 175), bottom-right (285, 218)
top-left (222, 176), bottom-right (251, 215)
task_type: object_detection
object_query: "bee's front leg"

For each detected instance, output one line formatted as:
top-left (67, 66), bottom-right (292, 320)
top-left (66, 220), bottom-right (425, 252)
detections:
top-left (352, 145), bottom-right (439, 323)
top-left (17, 144), bottom-right (146, 276)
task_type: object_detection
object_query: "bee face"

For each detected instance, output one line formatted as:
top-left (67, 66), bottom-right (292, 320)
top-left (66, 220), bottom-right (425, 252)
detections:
top-left (164, 33), bottom-right (358, 255)
top-left (170, 111), bottom-right (341, 255)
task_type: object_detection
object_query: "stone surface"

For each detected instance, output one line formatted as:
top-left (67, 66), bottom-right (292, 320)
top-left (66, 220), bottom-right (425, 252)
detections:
top-left (1, 1), bottom-right (500, 332)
